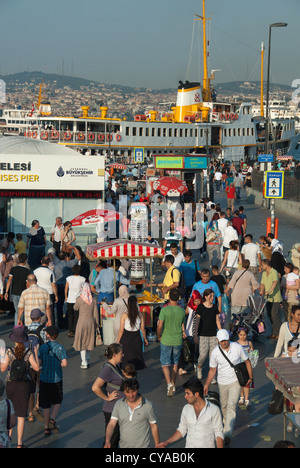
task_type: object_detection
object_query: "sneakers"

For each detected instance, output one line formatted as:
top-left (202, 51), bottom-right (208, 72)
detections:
top-left (167, 383), bottom-right (175, 397)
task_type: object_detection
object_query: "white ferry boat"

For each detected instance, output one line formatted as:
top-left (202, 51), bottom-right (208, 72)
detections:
top-left (1, 2), bottom-right (299, 163)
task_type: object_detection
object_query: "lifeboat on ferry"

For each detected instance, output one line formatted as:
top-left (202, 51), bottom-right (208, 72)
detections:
top-left (77, 132), bottom-right (85, 141)
top-left (51, 130), bottom-right (59, 139)
top-left (32, 131), bottom-right (38, 139)
top-left (115, 134), bottom-right (122, 142)
top-left (98, 133), bottom-right (105, 142)
top-left (64, 132), bottom-right (72, 140)
top-left (106, 134), bottom-right (113, 141)
top-left (134, 115), bottom-right (147, 121)
top-left (41, 131), bottom-right (48, 140)
top-left (88, 133), bottom-right (95, 141)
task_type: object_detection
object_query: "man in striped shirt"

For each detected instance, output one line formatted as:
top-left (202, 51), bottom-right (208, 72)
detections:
top-left (17, 274), bottom-right (52, 327)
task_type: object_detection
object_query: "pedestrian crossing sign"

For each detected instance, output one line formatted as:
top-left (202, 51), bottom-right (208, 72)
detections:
top-left (265, 171), bottom-right (284, 198)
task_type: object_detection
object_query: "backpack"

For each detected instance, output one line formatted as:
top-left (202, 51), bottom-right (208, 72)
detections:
top-left (25, 324), bottom-right (45, 352)
top-left (9, 349), bottom-right (31, 382)
top-left (171, 267), bottom-right (186, 298)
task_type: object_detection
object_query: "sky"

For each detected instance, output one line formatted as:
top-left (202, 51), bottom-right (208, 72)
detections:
top-left (0, 0), bottom-right (299, 91)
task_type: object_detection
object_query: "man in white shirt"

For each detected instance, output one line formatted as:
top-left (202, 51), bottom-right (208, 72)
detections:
top-left (34, 256), bottom-right (58, 324)
top-left (217, 212), bottom-right (229, 239)
top-left (222, 222), bottom-right (238, 252)
top-left (204, 329), bottom-right (253, 446)
top-left (241, 234), bottom-right (262, 279)
top-left (214, 171), bottom-right (222, 192)
top-left (50, 217), bottom-right (64, 255)
top-left (157, 379), bottom-right (224, 449)
top-left (170, 243), bottom-right (185, 267)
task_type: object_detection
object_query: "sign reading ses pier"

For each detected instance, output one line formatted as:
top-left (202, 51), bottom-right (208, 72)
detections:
top-left (265, 171), bottom-right (284, 199)
top-left (0, 154), bottom-right (104, 196)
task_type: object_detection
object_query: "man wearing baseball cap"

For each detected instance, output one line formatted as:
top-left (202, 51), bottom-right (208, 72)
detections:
top-left (204, 329), bottom-right (253, 447)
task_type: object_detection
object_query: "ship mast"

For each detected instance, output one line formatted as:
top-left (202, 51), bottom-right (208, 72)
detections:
top-left (260, 42), bottom-right (265, 117)
top-left (196, 0), bottom-right (211, 102)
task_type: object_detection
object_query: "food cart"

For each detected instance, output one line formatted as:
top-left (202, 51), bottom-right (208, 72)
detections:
top-left (265, 357), bottom-right (300, 439)
top-left (86, 239), bottom-right (166, 331)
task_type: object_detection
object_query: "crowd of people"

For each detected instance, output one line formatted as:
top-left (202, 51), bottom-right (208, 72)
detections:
top-left (0, 158), bottom-right (299, 449)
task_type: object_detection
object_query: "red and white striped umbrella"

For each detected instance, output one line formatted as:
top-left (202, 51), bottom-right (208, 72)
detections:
top-left (153, 176), bottom-right (188, 197)
top-left (109, 163), bottom-right (127, 170)
top-left (70, 209), bottom-right (120, 227)
top-left (86, 239), bottom-right (165, 259)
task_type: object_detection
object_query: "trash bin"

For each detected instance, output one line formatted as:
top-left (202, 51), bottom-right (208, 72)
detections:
top-left (102, 317), bottom-right (115, 345)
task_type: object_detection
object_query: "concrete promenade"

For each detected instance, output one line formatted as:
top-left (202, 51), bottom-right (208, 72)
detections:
top-left (0, 186), bottom-right (299, 449)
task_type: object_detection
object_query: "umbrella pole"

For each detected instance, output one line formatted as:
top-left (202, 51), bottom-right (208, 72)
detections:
top-left (150, 259), bottom-right (153, 297)
top-left (113, 258), bottom-right (116, 300)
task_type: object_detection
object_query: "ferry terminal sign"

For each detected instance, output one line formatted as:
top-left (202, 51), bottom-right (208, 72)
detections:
top-left (0, 154), bottom-right (105, 193)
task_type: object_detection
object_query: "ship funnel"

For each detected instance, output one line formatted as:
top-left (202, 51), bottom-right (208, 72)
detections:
top-left (100, 107), bottom-right (108, 119)
top-left (81, 106), bottom-right (89, 118)
top-left (174, 81), bottom-right (202, 123)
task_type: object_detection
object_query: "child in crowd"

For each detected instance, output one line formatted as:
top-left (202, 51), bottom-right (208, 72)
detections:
top-left (237, 327), bottom-right (254, 407)
top-left (286, 267), bottom-right (300, 301)
top-left (15, 234), bottom-right (26, 255)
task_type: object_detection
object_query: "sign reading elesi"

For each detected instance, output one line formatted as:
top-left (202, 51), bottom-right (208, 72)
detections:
top-left (0, 154), bottom-right (105, 191)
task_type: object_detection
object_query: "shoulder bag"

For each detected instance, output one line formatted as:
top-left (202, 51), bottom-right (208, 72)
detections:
top-left (218, 345), bottom-right (249, 387)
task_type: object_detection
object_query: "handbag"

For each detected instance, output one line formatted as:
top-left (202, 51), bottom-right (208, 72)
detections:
top-left (218, 346), bottom-right (250, 387)
top-left (268, 389), bottom-right (284, 415)
top-left (182, 338), bottom-right (192, 363)
top-left (95, 326), bottom-right (103, 347)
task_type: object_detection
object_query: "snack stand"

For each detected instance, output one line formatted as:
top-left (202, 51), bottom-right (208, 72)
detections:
top-left (86, 239), bottom-right (166, 333)
top-left (265, 357), bottom-right (300, 439)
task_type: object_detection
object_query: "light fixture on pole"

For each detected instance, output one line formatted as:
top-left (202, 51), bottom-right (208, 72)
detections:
top-left (265, 22), bottom-right (287, 233)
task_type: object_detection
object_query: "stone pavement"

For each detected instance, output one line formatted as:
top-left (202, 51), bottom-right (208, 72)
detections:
top-left (0, 185), bottom-right (299, 449)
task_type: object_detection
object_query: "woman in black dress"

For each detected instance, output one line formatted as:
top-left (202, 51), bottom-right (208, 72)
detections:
top-left (117, 296), bottom-right (148, 370)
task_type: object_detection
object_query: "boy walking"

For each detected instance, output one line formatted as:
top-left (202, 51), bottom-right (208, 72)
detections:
top-left (38, 326), bottom-right (67, 436)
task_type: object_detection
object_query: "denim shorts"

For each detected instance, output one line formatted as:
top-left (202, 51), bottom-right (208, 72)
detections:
top-left (160, 344), bottom-right (182, 366)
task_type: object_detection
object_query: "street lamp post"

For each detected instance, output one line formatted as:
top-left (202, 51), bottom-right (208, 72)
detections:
top-left (265, 22), bottom-right (287, 233)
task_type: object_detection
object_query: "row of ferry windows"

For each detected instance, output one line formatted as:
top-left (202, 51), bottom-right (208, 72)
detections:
top-left (125, 127), bottom-right (205, 138)
top-left (224, 127), bottom-right (255, 137)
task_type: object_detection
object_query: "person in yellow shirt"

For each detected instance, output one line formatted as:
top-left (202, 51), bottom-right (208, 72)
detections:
top-left (155, 255), bottom-right (180, 301)
top-left (15, 234), bottom-right (27, 254)
top-left (260, 259), bottom-right (282, 339)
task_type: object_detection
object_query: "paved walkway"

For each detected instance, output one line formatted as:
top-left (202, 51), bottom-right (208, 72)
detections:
top-left (0, 186), bottom-right (299, 449)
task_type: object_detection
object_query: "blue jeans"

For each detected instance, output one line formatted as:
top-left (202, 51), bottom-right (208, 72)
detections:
top-left (160, 344), bottom-right (182, 366)
top-left (97, 291), bottom-right (114, 305)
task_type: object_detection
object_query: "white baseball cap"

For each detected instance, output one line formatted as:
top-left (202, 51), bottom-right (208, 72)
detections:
top-left (217, 329), bottom-right (230, 342)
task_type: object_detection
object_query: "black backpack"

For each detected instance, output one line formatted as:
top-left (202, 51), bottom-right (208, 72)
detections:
top-left (171, 267), bottom-right (186, 298)
top-left (9, 349), bottom-right (31, 382)
top-left (25, 324), bottom-right (45, 351)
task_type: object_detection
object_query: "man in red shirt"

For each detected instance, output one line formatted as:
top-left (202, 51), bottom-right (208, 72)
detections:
top-left (232, 210), bottom-right (245, 244)
top-left (225, 183), bottom-right (236, 211)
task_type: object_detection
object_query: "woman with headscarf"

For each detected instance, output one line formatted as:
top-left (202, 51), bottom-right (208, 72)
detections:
top-left (100, 285), bottom-right (130, 342)
top-left (73, 283), bottom-right (99, 369)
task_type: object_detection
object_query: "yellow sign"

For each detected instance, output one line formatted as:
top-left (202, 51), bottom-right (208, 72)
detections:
top-left (155, 156), bottom-right (184, 169)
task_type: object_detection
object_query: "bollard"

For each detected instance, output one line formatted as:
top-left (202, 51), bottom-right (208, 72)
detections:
top-left (266, 216), bottom-right (279, 238)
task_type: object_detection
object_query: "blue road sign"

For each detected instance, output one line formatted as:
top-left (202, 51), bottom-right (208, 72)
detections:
top-left (265, 171), bottom-right (284, 198)
top-left (134, 147), bottom-right (144, 164)
top-left (258, 154), bottom-right (274, 163)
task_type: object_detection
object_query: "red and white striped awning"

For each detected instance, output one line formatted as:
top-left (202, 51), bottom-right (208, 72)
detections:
top-left (86, 239), bottom-right (165, 260)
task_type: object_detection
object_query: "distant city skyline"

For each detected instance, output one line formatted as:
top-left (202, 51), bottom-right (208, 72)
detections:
top-left (0, 0), bottom-right (298, 93)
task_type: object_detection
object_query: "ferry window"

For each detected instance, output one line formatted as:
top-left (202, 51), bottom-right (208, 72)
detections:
top-left (228, 129), bottom-right (231, 137)
top-left (126, 127), bottom-right (130, 136)
top-left (133, 127), bottom-right (137, 136)
top-left (169, 128), bottom-right (172, 137)
top-left (233, 129), bottom-right (236, 137)
top-left (224, 129), bottom-right (227, 137)
top-left (242, 128), bottom-right (245, 136)
top-left (139, 127), bottom-right (143, 137)
top-left (146, 128), bottom-right (149, 137)
top-left (247, 128), bottom-right (250, 136)
top-left (180, 129), bottom-right (183, 138)
top-left (238, 128), bottom-right (241, 137)
top-left (163, 128), bottom-right (166, 137)
top-left (195, 129), bottom-right (198, 137)
top-left (200, 129), bottom-right (203, 138)
top-left (157, 128), bottom-right (161, 137)
top-left (174, 128), bottom-right (178, 137)
top-left (185, 129), bottom-right (188, 137)
top-left (152, 128), bottom-right (155, 137)
top-left (190, 129), bottom-right (193, 137)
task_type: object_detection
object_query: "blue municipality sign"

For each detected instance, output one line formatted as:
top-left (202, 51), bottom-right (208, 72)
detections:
top-left (258, 154), bottom-right (274, 163)
top-left (265, 171), bottom-right (284, 198)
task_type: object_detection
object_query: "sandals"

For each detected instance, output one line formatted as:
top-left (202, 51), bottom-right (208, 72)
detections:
top-left (27, 415), bottom-right (35, 423)
top-left (49, 419), bottom-right (59, 433)
top-left (44, 428), bottom-right (51, 436)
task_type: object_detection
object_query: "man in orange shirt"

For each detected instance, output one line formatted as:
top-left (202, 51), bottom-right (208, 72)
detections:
top-left (225, 183), bottom-right (236, 211)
